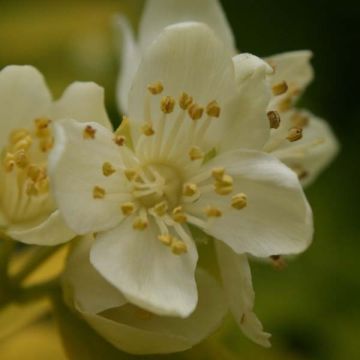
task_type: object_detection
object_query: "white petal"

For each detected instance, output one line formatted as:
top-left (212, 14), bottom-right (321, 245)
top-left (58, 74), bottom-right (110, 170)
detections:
top-left (271, 111), bottom-right (339, 187)
top-left (6, 210), bottom-right (74, 246)
top-left (63, 235), bottom-right (127, 314)
top-left (75, 271), bottom-right (226, 355)
top-left (139, 0), bottom-right (235, 54)
top-left (49, 119), bottom-right (126, 234)
top-left (0, 65), bottom-right (52, 147)
top-left (114, 15), bottom-right (140, 114)
top-left (216, 241), bottom-right (271, 347)
top-left (128, 22), bottom-right (237, 147)
top-left (52, 82), bottom-right (112, 129)
top-left (218, 53), bottom-right (273, 152)
top-left (90, 217), bottom-right (198, 318)
top-left (187, 149), bottom-right (313, 257)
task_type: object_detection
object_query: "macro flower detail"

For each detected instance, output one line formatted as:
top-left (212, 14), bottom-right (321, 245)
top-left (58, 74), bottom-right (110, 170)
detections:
top-left (0, 65), bottom-right (111, 245)
top-left (50, 21), bottom-right (313, 337)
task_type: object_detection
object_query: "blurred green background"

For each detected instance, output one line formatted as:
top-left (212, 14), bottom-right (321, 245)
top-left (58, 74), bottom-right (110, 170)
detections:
top-left (0, 0), bottom-right (359, 359)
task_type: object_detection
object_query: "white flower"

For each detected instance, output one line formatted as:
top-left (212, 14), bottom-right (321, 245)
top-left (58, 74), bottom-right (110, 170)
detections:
top-left (115, 0), bottom-right (339, 187)
top-left (62, 235), bottom-right (227, 355)
top-left (0, 65), bottom-right (111, 245)
top-left (50, 22), bottom-right (312, 347)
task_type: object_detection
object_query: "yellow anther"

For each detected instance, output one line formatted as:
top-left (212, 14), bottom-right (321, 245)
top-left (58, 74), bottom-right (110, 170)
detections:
top-left (27, 165), bottom-right (42, 181)
top-left (267, 111), bottom-right (281, 129)
top-left (231, 193), bottom-right (247, 210)
top-left (277, 97), bottom-right (292, 112)
top-left (160, 96), bottom-right (175, 113)
top-left (204, 206), bottom-right (222, 218)
top-left (113, 134), bottom-right (126, 146)
top-left (216, 174), bottom-right (233, 187)
top-left (270, 255), bottom-right (287, 270)
top-left (158, 234), bottom-right (173, 246)
top-left (188, 103), bottom-right (204, 121)
top-left (188, 146), bottom-right (204, 161)
top-left (102, 162), bottom-right (116, 177)
top-left (124, 168), bottom-right (138, 182)
top-left (10, 129), bottom-right (30, 144)
top-left (287, 127), bottom-right (303, 142)
top-left (36, 177), bottom-right (49, 195)
top-left (120, 202), bottom-right (136, 216)
top-left (183, 183), bottom-right (198, 197)
top-left (26, 182), bottom-right (38, 196)
top-left (171, 240), bottom-right (188, 255)
top-left (39, 137), bottom-right (54, 152)
top-left (13, 136), bottom-right (32, 152)
top-left (206, 100), bottom-right (221, 118)
top-left (3, 153), bottom-right (15, 172)
top-left (291, 113), bottom-right (309, 128)
top-left (14, 150), bottom-right (29, 169)
top-left (272, 81), bottom-right (288, 96)
top-left (172, 206), bottom-right (187, 223)
top-left (34, 118), bottom-right (51, 138)
top-left (179, 92), bottom-right (193, 110)
top-left (133, 217), bottom-right (148, 230)
top-left (211, 167), bottom-right (225, 181)
top-left (153, 201), bottom-right (168, 216)
top-left (147, 81), bottom-right (164, 95)
top-left (83, 125), bottom-right (96, 139)
top-left (93, 185), bottom-right (106, 199)
top-left (141, 122), bottom-right (155, 136)
top-left (215, 184), bottom-right (233, 195)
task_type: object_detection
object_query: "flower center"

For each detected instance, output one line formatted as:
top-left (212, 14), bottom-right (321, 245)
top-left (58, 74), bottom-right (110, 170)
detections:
top-left (0, 118), bottom-right (54, 223)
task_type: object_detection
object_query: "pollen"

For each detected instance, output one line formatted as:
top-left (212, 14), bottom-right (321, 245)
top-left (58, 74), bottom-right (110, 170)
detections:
top-left (291, 113), bottom-right (309, 128)
top-left (171, 240), bottom-right (188, 255)
top-left (147, 81), bottom-right (164, 95)
top-left (93, 185), bottom-right (106, 199)
top-left (172, 206), bottom-right (187, 223)
top-left (102, 162), bottom-right (116, 176)
top-left (189, 146), bottom-right (204, 161)
top-left (179, 92), bottom-right (193, 110)
top-left (153, 201), bottom-right (168, 216)
top-left (231, 193), bottom-right (247, 209)
top-left (83, 125), bottom-right (96, 139)
top-left (133, 217), bottom-right (148, 230)
top-left (272, 81), bottom-right (288, 96)
top-left (113, 134), bottom-right (126, 146)
top-left (204, 206), bottom-right (222, 218)
top-left (160, 96), bottom-right (175, 113)
top-left (206, 100), bottom-right (221, 118)
top-left (267, 110), bottom-right (281, 129)
top-left (211, 167), bottom-right (225, 181)
top-left (287, 127), bottom-right (303, 142)
top-left (188, 103), bottom-right (204, 121)
top-left (121, 202), bottom-right (136, 216)
top-left (124, 168), bottom-right (138, 181)
top-left (158, 234), bottom-right (173, 246)
top-left (141, 122), bottom-right (155, 136)
top-left (183, 183), bottom-right (198, 197)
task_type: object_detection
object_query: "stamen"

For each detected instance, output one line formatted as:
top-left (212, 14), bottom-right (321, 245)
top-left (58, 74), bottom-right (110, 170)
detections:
top-left (277, 97), bottom-right (292, 112)
top-left (211, 167), bottom-right (225, 181)
top-left (34, 118), bottom-right (51, 137)
top-left (147, 81), bottom-right (164, 95)
top-left (189, 146), bottom-right (204, 161)
top-left (83, 125), bottom-right (96, 139)
top-left (14, 150), bottom-right (29, 169)
top-left (287, 127), bottom-right (303, 142)
top-left (183, 183), bottom-right (198, 197)
top-left (179, 92), bottom-right (193, 110)
top-left (121, 202), bottom-right (136, 216)
top-left (291, 113), bottom-right (309, 128)
top-left (113, 134), bottom-right (126, 146)
top-left (214, 185), bottom-right (233, 195)
top-left (158, 234), bottom-right (173, 246)
top-left (102, 162), bottom-right (116, 176)
top-left (133, 217), bottom-right (148, 230)
top-left (10, 129), bottom-right (30, 144)
top-left (231, 193), bottom-right (247, 209)
top-left (124, 168), bottom-right (138, 181)
top-left (188, 103), bottom-right (204, 121)
top-left (214, 173), bottom-right (233, 195)
top-left (153, 201), bottom-right (168, 216)
top-left (39, 137), bottom-right (54, 152)
top-left (13, 136), bottom-right (32, 152)
top-left (160, 96), bottom-right (175, 114)
top-left (27, 165), bottom-right (46, 182)
top-left (93, 186), bottom-right (106, 199)
top-left (141, 122), bottom-right (155, 136)
top-left (267, 111), bottom-right (281, 129)
top-left (206, 100), bottom-right (221, 118)
top-left (172, 206), bottom-right (187, 224)
top-left (272, 81), bottom-right (288, 96)
top-left (3, 153), bottom-right (15, 172)
top-left (204, 206), bottom-right (222, 218)
top-left (270, 255), bottom-right (287, 270)
top-left (171, 240), bottom-right (188, 255)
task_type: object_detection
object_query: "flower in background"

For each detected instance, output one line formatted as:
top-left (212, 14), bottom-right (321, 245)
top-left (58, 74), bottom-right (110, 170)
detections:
top-left (116, 0), bottom-right (338, 187)
top-left (50, 23), bottom-right (313, 347)
top-left (0, 65), bottom-right (111, 245)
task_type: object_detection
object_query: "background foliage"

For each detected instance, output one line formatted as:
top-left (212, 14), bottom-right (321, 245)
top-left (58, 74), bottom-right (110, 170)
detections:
top-left (0, 0), bottom-right (359, 359)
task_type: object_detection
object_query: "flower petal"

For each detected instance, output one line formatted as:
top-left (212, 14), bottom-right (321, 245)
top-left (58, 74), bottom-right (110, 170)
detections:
top-left (218, 53), bottom-right (273, 152)
top-left (63, 235), bottom-right (127, 314)
top-left (216, 241), bottom-right (271, 347)
top-left (139, 0), bottom-right (235, 54)
top-left (90, 217), bottom-right (198, 318)
top-left (0, 65), bottom-right (52, 147)
top-left (186, 149), bottom-right (313, 257)
top-left (6, 210), bottom-right (75, 246)
top-left (271, 111), bottom-right (339, 186)
top-left (114, 15), bottom-right (140, 114)
top-left (52, 82), bottom-right (112, 129)
top-left (49, 119), bottom-right (127, 234)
